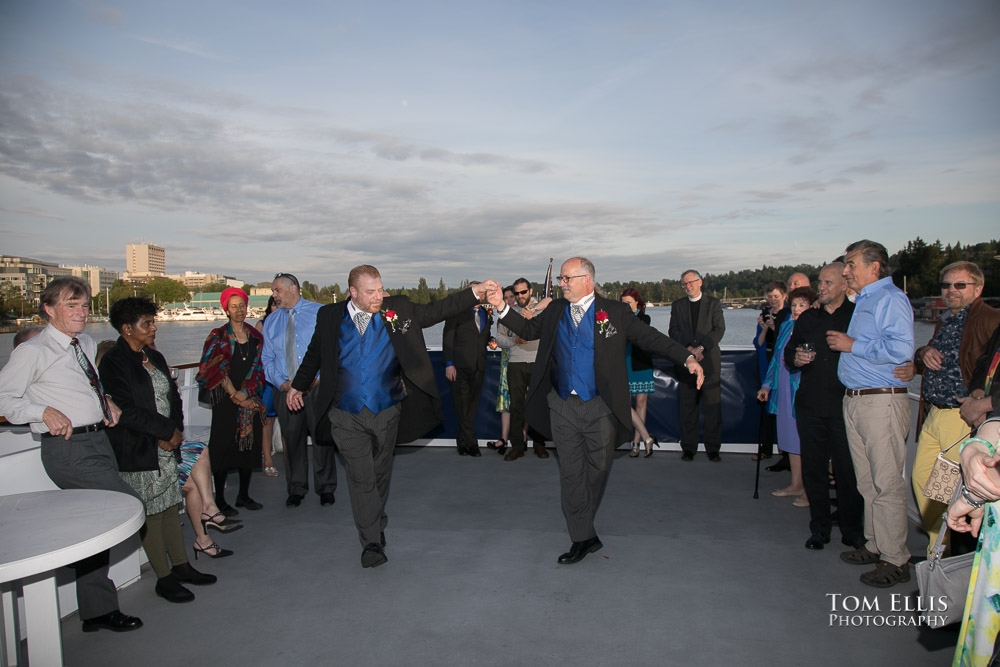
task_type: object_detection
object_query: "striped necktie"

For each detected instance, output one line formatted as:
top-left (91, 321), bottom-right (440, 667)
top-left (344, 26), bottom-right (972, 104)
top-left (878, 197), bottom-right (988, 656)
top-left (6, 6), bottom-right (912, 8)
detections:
top-left (70, 338), bottom-right (112, 421)
top-left (571, 305), bottom-right (585, 327)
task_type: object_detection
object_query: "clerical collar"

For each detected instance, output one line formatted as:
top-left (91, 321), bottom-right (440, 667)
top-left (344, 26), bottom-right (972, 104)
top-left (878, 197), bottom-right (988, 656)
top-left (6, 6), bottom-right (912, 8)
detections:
top-left (687, 294), bottom-right (703, 303)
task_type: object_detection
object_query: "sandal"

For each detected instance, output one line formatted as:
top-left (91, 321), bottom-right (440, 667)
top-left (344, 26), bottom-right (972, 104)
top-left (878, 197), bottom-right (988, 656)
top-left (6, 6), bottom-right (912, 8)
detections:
top-left (859, 561), bottom-right (910, 588)
top-left (264, 466), bottom-right (280, 477)
top-left (629, 442), bottom-right (640, 458)
top-left (201, 511), bottom-right (244, 533)
top-left (839, 546), bottom-right (880, 565)
top-left (642, 437), bottom-right (659, 458)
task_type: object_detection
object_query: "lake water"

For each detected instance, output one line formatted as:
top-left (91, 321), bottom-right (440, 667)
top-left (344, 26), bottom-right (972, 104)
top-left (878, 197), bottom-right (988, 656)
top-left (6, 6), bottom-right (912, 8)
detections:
top-left (0, 307), bottom-right (934, 371)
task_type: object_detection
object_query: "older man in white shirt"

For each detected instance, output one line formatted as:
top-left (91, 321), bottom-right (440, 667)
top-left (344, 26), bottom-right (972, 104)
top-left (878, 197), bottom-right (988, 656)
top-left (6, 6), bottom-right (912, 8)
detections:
top-left (0, 277), bottom-right (144, 633)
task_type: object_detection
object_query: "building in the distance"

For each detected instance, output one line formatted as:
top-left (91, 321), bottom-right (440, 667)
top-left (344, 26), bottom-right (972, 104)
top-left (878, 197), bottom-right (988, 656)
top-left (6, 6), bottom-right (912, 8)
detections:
top-left (65, 265), bottom-right (119, 296)
top-left (165, 271), bottom-right (244, 289)
top-left (0, 255), bottom-right (73, 305)
top-left (126, 242), bottom-right (166, 277)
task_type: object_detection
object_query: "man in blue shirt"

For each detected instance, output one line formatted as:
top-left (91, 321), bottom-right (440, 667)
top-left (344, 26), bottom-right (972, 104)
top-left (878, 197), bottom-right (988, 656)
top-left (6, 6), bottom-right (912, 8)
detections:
top-left (262, 273), bottom-right (338, 508)
top-left (827, 240), bottom-right (914, 588)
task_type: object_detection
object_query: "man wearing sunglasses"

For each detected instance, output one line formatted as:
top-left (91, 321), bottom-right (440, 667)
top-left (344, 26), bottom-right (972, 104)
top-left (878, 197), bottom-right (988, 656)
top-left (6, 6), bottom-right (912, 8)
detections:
top-left (910, 261), bottom-right (1000, 556)
top-left (495, 277), bottom-right (551, 461)
top-left (486, 257), bottom-right (703, 564)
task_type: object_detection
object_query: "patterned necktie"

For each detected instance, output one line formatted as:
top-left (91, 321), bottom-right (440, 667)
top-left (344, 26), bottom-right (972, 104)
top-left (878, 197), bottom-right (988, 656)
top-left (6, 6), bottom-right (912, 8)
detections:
top-left (284, 309), bottom-right (298, 378)
top-left (355, 311), bottom-right (371, 336)
top-left (571, 304), bottom-right (585, 327)
top-left (70, 338), bottom-right (112, 421)
top-left (475, 309), bottom-right (482, 333)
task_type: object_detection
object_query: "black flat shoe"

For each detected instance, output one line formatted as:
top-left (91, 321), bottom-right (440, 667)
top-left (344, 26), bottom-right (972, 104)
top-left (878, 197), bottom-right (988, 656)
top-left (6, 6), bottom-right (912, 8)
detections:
top-left (171, 562), bottom-right (217, 586)
top-left (707, 451), bottom-right (721, 462)
top-left (320, 493), bottom-right (336, 506)
top-left (235, 496), bottom-right (263, 511)
top-left (557, 537), bottom-right (603, 564)
top-left (286, 494), bottom-right (304, 508)
top-left (681, 452), bottom-right (694, 461)
top-left (217, 503), bottom-right (239, 518)
top-left (81, 610), bottom-right (143, 633)
top-left (154, 574), bottom-right (195, 603)
top-left (804, 534), bottom-right (830, 550)
top-left (468, 447), bottom-right (482, 457)
top-left (361, 543), bottom-right (388, 568)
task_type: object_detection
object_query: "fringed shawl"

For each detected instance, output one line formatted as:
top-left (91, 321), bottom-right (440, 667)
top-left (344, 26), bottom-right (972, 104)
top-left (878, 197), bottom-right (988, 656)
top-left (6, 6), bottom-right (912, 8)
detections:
top-left (196, 322), bottom-right (266, 449)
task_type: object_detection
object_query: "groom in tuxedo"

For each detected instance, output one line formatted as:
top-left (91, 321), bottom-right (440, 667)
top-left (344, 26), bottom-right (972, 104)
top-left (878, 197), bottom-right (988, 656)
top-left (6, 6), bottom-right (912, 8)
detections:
top-left (487, 257), bottom-right (704, 564)
top-left (287, 265), bottom-right (499, 568)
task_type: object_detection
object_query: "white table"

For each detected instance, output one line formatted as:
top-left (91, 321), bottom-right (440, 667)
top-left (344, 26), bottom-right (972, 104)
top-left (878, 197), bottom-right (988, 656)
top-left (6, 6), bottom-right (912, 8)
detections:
top-left (0, 490), bottom-right (144, 667)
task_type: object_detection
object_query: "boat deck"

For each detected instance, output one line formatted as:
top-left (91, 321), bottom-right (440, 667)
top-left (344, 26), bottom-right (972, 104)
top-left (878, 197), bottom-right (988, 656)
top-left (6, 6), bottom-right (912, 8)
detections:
top-left (52, 445), bottom-right (953, 666)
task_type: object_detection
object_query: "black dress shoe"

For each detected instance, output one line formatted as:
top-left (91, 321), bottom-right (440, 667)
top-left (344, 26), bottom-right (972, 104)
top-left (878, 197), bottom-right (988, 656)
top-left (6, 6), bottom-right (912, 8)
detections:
top-left (235, 496), bottom-right (263, 511)
top-left (217, 503), bottom-right (239, 518)
top-left (286, 494), bottom-right (304, 508)
top-left (534, 444), bottom-right (550, 459)
top-left (457, 446), bottom-right (470, 456)
top-left (707, 452), bottom-right (721, 462)
top-left (361, 543), bottom-right (388, 568)
top-left (504, 448), bottom-right (525, 461)
top-left (681, 452), bottom-right (694, 461)
top-left (805, 534), bottom-right (830, 550)
top-left (154, 574), bottom-right (195, 603)
top-left (320, 492), bottom-right (336, 506)
top-left (557, 536), bottom-right (603, 564)
top-left (766, 454), bottom-right (791, 472)
top-left (171, 562), bottom-right (217, 586)
top-left (468, 447), bottom-right (482, 457)
top-left (82, 610), bottom-right (144, 633)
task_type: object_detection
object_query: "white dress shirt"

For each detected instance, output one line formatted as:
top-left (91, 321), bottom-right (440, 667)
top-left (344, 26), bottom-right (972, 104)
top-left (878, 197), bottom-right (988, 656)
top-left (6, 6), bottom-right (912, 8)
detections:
top-left (0, 325), bottom-right (106, 433)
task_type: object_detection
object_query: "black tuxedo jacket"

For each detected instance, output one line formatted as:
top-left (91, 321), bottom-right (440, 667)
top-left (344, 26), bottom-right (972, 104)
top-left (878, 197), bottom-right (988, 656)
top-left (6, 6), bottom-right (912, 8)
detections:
top-left (292, 289), bottom-right (479, 444)
top-left (99, 337), bottom-right (183, 473)
top-left (668, 293), bottom-right (725, 381)
top-left (442, 307), bottom-right (492, 372)
top-left (499, 295), bottom-right (692, 439)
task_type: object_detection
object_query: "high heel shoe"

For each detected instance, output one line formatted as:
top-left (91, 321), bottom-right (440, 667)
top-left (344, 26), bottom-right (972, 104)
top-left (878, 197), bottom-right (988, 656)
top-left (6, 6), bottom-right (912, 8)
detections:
top-left (193, 541), bottom-right (234, 560)
top-left (486, 438), bottom-right (507, 455)
top-left (642, 437), bottom-right (659, 458)
top-left (201, 511), bottom-right (243, 534)
top-left (629, 442), bottom-right (640, 458)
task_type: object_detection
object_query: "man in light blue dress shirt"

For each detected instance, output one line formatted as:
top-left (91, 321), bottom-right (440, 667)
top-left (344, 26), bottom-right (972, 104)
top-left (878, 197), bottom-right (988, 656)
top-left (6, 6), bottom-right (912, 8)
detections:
top-left (827, 240), bottom-right (914, 588)
top-left (261, 273), bottom-right (338, 508)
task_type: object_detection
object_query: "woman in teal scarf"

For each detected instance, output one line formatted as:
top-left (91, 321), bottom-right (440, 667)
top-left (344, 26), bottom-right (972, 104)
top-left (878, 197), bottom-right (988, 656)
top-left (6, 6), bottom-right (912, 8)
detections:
top-left (757, 287), bottom-right (816, 506)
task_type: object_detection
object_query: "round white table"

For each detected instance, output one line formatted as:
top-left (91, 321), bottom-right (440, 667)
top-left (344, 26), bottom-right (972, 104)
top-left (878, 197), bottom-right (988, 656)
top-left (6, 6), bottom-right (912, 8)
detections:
top-left (0, 489), bottom-right (144, 667)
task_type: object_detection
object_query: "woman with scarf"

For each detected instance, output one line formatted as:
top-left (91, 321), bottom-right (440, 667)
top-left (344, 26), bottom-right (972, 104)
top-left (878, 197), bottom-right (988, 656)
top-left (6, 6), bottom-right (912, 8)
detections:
top-left (197, 287), bottom-right (266, 514)
top-left (757, 286), bottom-right (817, 506)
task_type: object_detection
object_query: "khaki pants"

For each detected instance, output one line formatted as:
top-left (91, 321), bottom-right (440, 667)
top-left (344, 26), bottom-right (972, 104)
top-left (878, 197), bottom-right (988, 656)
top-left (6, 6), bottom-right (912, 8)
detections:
top-left (911, 406), bottom-right (968, 556)
top-left (843, 392), bottom-right (911, 567)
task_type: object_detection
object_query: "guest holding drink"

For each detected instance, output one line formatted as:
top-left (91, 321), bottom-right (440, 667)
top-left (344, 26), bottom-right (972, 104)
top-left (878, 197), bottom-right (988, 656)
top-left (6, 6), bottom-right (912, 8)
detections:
top-left (757, 287), bottom-right (817, 506)
top-left (197, 287), bottom-right (267, 514)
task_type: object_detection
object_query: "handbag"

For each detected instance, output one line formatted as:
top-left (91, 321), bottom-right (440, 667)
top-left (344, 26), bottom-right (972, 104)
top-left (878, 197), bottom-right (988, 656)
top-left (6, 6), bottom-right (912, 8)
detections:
top-left (922, 431), bottom-right (969, 504)
top-left (915, 482), bottom-right (974, 628)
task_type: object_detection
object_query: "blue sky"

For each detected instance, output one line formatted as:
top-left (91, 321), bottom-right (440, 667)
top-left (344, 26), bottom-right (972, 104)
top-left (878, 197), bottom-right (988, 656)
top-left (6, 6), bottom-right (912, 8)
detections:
top-left (1, 0), bottom-right (997, 288)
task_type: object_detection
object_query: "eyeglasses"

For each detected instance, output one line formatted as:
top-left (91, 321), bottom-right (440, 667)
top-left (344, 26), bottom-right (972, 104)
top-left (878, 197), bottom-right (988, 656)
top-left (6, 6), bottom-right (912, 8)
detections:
top-left (940, 281), bottom-right (974, 291)
top-left (557, 274), bottom-right (586, 284)
top-left (514, 289), bottom-right (530, 295)
top-left (682, 279), bottom-right (702, 287)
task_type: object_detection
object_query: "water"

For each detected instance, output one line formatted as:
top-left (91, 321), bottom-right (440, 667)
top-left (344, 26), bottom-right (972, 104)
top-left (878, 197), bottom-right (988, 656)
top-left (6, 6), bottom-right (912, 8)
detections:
top-left (0, 308), bottom-right (934, 369)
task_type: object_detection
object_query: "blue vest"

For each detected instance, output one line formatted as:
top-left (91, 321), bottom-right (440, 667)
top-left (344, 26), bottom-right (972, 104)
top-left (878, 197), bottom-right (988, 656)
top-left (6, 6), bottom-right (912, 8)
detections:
top-left (551, 303), bottom-right (597, 401)
top-left (336, 309), bottom-right (404, 414)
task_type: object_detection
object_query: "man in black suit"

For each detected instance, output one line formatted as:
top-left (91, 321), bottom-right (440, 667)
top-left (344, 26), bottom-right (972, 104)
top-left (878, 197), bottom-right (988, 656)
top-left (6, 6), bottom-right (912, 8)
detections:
top-left (443, 283), bottom-right (492, 456)
top-left (668, 269), bottom-right (726, 462)
top-left (287, 265), bottom-right (499, 568)
top-left (487, 257), bottom-right (703, 564)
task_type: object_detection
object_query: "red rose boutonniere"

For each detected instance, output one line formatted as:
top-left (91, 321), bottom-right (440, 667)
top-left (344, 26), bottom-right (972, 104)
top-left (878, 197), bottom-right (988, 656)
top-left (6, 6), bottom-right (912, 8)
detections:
top-left (382, 309), bottom-right (399, 332)
top-left (595, 311), bottom-right (616, 338)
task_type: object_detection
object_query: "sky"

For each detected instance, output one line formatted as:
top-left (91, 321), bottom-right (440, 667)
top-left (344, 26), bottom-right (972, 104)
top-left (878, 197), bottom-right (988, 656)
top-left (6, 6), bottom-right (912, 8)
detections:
top-left (1, 0), bottom-right (998, 289)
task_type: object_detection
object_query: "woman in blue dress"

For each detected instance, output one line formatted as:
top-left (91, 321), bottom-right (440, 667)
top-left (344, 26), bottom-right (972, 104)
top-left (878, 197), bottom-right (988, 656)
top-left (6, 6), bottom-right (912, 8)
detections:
top-left (757, 287), bottom-right (816, 505)
top-left (621, 288), bottom-right (658, 457)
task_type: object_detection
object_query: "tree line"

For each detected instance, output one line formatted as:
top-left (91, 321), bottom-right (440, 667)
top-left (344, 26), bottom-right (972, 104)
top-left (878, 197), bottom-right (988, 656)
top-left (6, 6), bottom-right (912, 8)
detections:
top-left (2, 236), bottom-right (995, 319)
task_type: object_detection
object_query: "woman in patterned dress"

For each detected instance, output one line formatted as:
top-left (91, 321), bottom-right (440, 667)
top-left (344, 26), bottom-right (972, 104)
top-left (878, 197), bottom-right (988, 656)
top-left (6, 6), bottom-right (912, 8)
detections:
top-left (621, 288), bottom-right (657, 457)
top-left (99, 297), bottom-right (221, 603)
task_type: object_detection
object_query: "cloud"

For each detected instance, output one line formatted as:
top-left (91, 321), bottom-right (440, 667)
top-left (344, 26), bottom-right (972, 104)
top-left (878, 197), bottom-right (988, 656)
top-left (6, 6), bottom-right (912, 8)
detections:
top-left (130, 36), bottom-right (225, 61)
top-left (841, 160), bottom-right (887, 175)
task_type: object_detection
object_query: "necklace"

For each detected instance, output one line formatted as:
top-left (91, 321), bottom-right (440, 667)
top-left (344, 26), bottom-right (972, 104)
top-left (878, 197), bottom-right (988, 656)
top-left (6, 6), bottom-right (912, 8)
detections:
top-left (234, 339), bottom-right (249, 361)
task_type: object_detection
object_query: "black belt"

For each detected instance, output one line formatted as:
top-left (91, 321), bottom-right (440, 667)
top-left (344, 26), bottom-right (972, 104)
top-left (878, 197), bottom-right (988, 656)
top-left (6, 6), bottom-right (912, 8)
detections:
top-left (42, 422), bottom-right (105, 438)
top-left (928, 402), bottom-right (959, 410)
top-left (845, 387), bottom-right (908, 397)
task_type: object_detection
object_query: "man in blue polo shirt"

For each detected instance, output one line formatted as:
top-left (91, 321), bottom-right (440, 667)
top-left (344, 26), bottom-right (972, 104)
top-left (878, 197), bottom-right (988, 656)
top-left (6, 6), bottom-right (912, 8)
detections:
top-left (827, 240), bottom-right (914, 588)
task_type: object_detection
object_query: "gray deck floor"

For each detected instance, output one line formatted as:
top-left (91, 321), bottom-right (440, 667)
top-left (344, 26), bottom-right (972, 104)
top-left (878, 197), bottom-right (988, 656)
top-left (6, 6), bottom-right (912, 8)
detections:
top-left (56, 445), bottom-right (953, 666)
